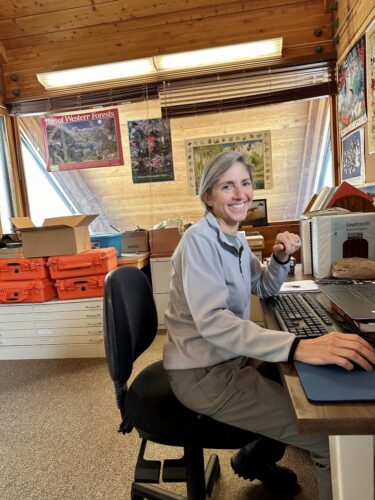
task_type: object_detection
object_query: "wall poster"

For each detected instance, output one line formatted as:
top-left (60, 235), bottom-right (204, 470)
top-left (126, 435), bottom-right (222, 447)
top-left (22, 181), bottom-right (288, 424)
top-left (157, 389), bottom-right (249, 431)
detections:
top-left (341, 127), bottom-right (365, 185)
top-left (128, 118), bottom-right (174, 183)
top-left (366, 19), bottom-right (375, 154)
top-left (185, 131), bottom-right (272, 195)
top-left (337, 35), bottom-right (367, 137)
top-left (42, 108), bottom-right (123, 172)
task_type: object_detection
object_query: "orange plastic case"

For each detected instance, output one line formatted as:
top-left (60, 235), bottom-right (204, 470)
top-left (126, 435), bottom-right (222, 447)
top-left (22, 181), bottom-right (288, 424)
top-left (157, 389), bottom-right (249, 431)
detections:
top-left (0, 279), bottom-right (56, 303)
top-left (0, 257), bottom-right (50, 281)
top-left (47, 248), bottom-right (117, 279)
top-left (54, 275), bottom-right (105, 300)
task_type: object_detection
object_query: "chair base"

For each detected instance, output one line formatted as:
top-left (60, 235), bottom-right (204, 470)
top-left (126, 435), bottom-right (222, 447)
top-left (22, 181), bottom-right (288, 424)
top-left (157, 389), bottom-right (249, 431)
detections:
top-left (131, 453), bottom-right (221, 500)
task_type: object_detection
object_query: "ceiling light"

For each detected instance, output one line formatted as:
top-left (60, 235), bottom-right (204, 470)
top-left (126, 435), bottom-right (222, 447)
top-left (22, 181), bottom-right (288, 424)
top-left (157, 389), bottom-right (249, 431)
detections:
top-left (37, 58), bottom-right (156, 89)
top-left (154, 38), bottom-right (282, 71)
top-left (37, 38), bottom-right (282, 90)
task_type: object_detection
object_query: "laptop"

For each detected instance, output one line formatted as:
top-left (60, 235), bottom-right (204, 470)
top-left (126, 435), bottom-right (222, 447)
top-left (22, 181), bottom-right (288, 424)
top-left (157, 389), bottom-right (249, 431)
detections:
top-left (318, 281), bottom-right (375, 321)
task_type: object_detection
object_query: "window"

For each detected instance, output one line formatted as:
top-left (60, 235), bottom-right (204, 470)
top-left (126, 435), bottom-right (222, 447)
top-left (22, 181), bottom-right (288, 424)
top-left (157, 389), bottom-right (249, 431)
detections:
top-left (0, 116), bottom-right (15, 234)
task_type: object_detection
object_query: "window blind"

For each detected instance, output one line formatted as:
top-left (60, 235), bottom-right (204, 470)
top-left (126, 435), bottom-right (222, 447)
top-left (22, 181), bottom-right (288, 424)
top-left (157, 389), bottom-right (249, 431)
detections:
top-left (159, 60), bottom-right (337, 117)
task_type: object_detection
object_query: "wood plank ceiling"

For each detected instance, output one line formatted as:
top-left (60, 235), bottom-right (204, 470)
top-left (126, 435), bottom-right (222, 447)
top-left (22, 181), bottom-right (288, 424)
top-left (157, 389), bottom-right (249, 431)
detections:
top-left (0, 0), bottom-right (335, 104)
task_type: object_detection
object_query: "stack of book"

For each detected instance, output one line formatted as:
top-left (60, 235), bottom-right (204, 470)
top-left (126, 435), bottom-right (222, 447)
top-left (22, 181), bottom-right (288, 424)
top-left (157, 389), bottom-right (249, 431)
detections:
top-left (300, 182), bottom-right (375, 275)
top-left (303, 181), bottom-right (374, 216)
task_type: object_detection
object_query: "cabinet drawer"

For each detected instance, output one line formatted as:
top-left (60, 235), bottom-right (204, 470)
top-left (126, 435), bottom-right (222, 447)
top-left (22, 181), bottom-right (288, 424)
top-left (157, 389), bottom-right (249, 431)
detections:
top-left (0, 318), bottom-right (102, 330)
top-left (151, 259), bottom-right (171, 294)
top-left (0, 298), bottom-right (103, 314)
top-left (0, 326), bottom-right (103, 338)
top-left (0, 335), bottom-right (103, 346)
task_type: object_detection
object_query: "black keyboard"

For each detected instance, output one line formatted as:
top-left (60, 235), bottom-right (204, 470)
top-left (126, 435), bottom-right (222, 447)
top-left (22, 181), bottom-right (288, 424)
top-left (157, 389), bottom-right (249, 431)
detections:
top-left (269, 293), bottom-right (333, 338)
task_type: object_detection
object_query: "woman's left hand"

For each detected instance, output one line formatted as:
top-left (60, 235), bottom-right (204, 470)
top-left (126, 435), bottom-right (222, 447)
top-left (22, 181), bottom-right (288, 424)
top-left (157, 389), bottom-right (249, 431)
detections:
top-left (273, 231), bottom-right (301, 262)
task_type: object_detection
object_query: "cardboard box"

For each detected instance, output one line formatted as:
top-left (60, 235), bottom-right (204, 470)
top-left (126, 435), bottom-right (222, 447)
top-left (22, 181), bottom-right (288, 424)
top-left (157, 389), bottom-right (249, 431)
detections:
top-left (311, 212), bottom-right (375, 278)
top-left (122, 230), bottom-right (149, 253)
top-left (149, 227), bottom-right (181, 257)
top-left (11, 215), bottom-right (97, 258)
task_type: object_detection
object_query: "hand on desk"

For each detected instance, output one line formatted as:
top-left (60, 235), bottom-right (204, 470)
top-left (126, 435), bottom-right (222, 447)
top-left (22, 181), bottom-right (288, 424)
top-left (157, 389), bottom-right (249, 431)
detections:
top-left (294, 332), bottom-right (375, 372)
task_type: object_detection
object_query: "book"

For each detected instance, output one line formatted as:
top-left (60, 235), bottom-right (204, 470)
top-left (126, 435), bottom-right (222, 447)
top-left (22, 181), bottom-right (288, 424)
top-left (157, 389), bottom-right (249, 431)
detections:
top-left (303, 193), bottom-right (318, 213)
top-left (309, 186), bottom-right (332, 211)
top-left (300, 207), bottom-right (350, 219)
top-left (326, 181), bottom-right (374, 208)
top-left (299, 219), bottom-right (313, 275)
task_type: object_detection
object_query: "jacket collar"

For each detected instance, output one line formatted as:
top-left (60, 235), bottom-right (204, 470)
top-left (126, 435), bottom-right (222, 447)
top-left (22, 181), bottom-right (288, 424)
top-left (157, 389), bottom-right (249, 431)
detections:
top-left (205, 211), bottom-right (239, 251)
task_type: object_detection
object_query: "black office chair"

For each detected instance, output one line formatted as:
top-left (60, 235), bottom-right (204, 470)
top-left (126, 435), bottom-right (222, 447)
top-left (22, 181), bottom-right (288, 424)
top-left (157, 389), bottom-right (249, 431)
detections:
top-left (103, 266), bottom-right (282, 499)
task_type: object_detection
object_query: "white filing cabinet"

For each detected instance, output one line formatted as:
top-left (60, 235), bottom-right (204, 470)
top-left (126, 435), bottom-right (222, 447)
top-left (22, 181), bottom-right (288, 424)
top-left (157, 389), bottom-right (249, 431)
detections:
top-left (150, 257), bottom-right (171, 329)
top-left (0, 297), bottom-right (105, 359)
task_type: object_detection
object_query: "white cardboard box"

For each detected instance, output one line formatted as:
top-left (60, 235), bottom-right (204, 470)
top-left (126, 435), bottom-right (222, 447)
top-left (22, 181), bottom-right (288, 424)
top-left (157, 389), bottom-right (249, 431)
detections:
top-left (311, 213), bottom-right (375, 278)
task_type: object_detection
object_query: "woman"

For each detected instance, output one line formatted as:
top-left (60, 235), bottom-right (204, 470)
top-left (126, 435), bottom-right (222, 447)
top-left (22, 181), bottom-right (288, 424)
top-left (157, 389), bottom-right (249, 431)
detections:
top-left (163, 151), bottom-right (375, 499)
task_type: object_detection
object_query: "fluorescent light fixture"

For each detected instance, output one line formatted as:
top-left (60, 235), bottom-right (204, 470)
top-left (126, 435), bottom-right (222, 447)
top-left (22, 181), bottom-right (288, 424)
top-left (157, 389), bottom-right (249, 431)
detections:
top-left (37, 58), bottom-right (156, 89)
top-left (154, 38), bottom-right (282, 71)
top-left (37, 38), bottom-right (282, 89)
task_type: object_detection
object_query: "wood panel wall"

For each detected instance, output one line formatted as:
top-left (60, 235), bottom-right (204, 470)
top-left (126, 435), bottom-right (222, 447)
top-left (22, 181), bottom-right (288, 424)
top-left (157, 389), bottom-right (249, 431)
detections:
top-left (19, 97), bottom-right (328, 245)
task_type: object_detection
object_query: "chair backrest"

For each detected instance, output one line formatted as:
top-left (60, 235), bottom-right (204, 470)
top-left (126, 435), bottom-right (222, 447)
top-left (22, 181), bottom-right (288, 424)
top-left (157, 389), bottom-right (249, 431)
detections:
top-left (103, 266), bottom-right (158, 386)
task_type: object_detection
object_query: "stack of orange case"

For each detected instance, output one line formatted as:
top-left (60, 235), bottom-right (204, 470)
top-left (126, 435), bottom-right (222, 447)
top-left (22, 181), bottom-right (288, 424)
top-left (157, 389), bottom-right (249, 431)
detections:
top-left (48, 247), bottom-right (117, 299)
top-left (0, 257), bottom-right (56, 303)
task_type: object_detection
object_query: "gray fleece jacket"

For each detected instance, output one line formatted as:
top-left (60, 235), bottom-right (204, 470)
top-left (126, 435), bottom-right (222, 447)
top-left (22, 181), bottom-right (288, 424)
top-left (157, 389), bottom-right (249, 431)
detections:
top-left (163, 212), bottom-right (296, 370)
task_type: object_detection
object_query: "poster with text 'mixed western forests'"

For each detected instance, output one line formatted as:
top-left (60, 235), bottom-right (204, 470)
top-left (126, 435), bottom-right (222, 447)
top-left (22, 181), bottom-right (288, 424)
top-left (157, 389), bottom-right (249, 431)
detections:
top-left (42, 108), bottom-right (124, 172)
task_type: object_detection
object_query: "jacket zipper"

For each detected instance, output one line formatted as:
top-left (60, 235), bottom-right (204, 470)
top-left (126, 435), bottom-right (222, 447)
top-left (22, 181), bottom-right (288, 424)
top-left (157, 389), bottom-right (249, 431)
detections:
top-left (238, 245), bottom-right (243, 274)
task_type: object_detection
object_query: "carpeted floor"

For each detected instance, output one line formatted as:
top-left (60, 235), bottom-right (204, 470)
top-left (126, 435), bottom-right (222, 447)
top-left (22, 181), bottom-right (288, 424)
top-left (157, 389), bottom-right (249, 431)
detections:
top-left (0, 335), bottom-right (318, 499)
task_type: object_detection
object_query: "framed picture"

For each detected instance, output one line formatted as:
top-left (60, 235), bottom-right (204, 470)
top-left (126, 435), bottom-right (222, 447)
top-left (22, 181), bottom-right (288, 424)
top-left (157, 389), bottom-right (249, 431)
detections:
top-left (240, 199), bottom-right (268, 227)
top-left (128, 118), bottom-right (174, 183)
top-left (185, 131), bottom-right (272, 195)
top-left (42, 108), bottom-right (124, 172)
top-left (341, 127), bottom-right (365, 185)
top-left (337, 34), bottom-right (367, 137)
top-left (366, 19), bottom-right (375, 153)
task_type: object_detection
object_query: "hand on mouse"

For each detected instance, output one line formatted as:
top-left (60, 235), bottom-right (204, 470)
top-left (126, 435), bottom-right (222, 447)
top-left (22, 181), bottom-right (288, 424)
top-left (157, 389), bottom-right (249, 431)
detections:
top-left (293, 332), bottom-right (375, 371)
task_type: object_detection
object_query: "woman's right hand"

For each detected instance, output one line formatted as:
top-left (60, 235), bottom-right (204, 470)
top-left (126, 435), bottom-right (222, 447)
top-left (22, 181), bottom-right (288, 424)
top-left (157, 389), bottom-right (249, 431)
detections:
top-left (294, 332), bottom-right (375, 371)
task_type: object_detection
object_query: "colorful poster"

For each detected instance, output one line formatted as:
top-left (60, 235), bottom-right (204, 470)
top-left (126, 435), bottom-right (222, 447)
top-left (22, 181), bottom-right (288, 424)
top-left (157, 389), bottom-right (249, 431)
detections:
top-left (128, 118), bottom-right (174, 183)
top-left (366, 19), bottom-right (375, 153)
top-left (338, 35), bottom-right (367, 137)
top-left (341, 127), bottom-right (365, 185)
top-left (185, 131), bottom-right (272, 195)
top-left (42, 108), bottom-right (123, 172)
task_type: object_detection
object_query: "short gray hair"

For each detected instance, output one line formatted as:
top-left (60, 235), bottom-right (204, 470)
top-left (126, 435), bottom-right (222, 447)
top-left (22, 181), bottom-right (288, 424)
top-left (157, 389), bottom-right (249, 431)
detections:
top-left (198, 151), bottom-right (253, 212)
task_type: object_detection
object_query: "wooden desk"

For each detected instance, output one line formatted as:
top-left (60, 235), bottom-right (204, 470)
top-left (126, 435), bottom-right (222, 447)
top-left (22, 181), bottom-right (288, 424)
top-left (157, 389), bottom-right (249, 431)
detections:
top-left (261, 268), bottom-right (375, 500)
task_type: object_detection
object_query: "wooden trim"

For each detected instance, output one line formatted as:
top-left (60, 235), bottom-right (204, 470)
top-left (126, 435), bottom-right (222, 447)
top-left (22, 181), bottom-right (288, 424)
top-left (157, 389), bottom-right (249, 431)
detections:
top-left (329, 93), bottom-right (340, 185)
top-left (7, 117), bottom-right (29, 216)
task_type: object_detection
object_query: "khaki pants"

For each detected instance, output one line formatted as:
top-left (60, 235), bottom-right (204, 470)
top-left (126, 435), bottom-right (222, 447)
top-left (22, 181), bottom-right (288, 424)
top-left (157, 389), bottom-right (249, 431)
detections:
top-left (167, 356), bottom-right (332, 500)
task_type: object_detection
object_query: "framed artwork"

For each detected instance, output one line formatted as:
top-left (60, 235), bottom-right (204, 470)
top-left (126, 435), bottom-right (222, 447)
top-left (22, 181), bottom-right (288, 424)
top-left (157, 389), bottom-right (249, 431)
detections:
top-left (128, 118), bottom-right (174, 183)
top-left (185, 131), bottom-right (272, 195)
top-left (42, 108), bottom-right (123, 172)
top-left (337, 34), bottom-right (367, 137)
top-left (240, 199), bottom-right (268, 227)
top-left (341, 127), bottom-right (365, 185)
top-left (366, 19), bottom-right (375, 153)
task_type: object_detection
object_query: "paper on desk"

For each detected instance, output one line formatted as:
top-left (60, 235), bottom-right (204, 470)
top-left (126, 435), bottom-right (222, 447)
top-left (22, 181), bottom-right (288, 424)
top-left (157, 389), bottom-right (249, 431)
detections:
top-left (279, 280), bottom-right (319, 293)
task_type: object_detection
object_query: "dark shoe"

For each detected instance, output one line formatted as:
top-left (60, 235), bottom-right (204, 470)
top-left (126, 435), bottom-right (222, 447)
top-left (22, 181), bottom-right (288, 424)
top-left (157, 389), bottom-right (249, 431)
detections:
top-left (231, 449), bottom-right (301, 496)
